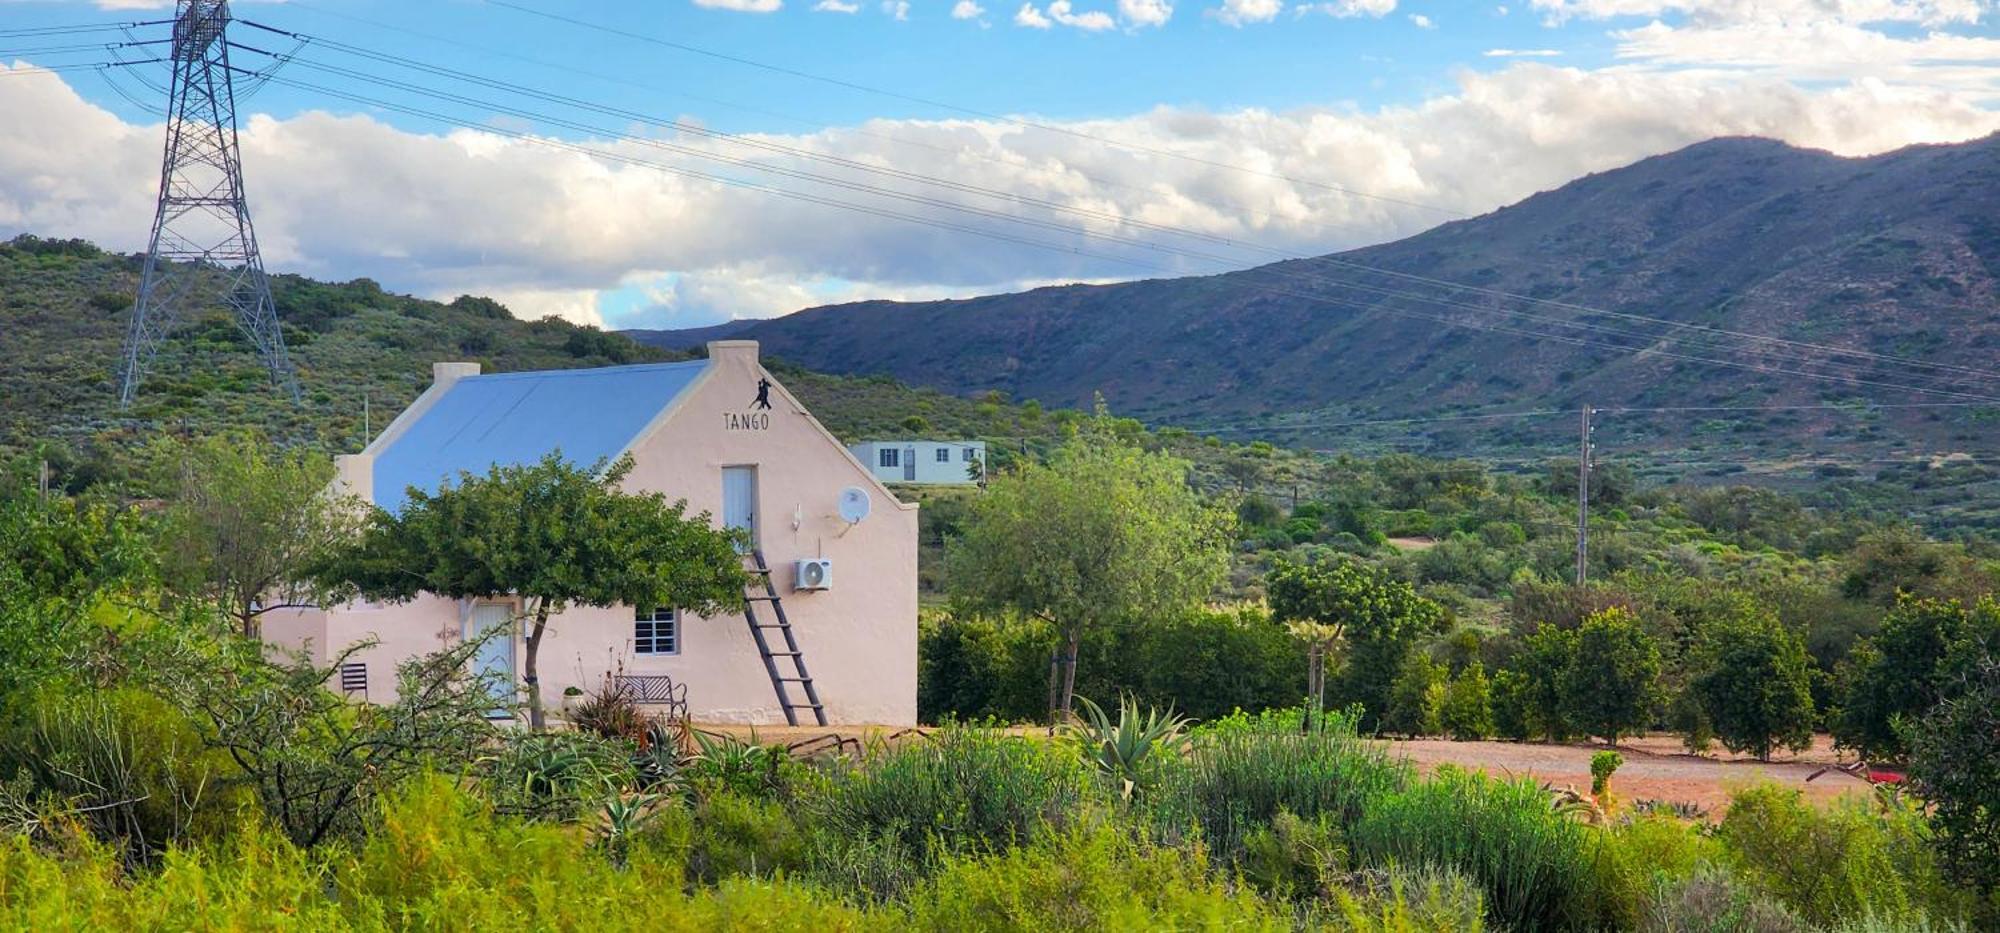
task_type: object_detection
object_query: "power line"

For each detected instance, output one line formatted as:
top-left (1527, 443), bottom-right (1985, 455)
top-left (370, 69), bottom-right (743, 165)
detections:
top-left (483, 0), bottom-right (1468, 218)
top-left (219, 48), bottom-right (2000, 405)
top-left (479, 2), bottom-right (2000, 390)
top-left (228, 25), bottom-right (2000, 399)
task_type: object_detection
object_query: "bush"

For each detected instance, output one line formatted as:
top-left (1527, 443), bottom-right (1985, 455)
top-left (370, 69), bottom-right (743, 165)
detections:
top-left (1440, 662), bottom-right (1495, 741)
top-left (810, 727), bottom-right (1092, 872)
top-left (1715, 783), bottom-right (1968, 928)
top-left (1591, 750), bottom-right (1623, 799)
top-left (1903, 657), bottom-right (2000, 918)
top-left (479, 730), bottom-right (634, 822)
top-left (1349, 766), bottom-right (1626, 931)
top-left (1489, 668), bottom-right (1533, 741)
top-left (0, 687), bottom-right (244, 862)
top-left (1239, 809), bottom-right (1346, 898)
top-left (1561, 609), bottom-right (1662, 745)
top-left (905, 825), bottom-right (1288, 931)
top-left (1641, 866), bottom-right (1809, 933)
top-left (1382, 653), bottom-right (1446, 737)
top-left (1151, 714), bottom-right (1408, 865)
top-left (1323, 864), bottom-right (1488, 932)
top-left (1690, 613), bottom-right (1814, 761)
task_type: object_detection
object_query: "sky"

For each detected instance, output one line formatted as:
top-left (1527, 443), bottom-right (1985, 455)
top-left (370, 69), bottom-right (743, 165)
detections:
top-left (2, 0), bottom-right (1999, 330)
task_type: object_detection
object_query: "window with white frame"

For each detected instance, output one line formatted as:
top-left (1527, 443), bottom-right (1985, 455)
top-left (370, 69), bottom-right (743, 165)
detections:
top-left (935, 447), bottom-right (951, 462)
top-left (634, 607), bottom-right (679, 655)
top-left (879, 448), bottom-right (900, 468)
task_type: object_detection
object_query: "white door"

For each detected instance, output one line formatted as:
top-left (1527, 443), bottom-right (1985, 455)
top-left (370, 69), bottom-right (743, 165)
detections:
top-left (465, 602), bottom-right (516, 719)
top-left (903, 446), bottom-right (917, 482)
top-left (722, 466), bottom-right (758, 550)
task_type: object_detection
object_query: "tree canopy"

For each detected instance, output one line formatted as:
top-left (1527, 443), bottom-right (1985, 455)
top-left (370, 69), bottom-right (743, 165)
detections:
top-left (946, 434), bottom-right (1231, 721)
top-left (323, 453), bottom-right (747, 730)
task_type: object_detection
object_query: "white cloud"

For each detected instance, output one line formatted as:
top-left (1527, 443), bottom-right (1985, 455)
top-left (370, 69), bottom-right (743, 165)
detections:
top-left (1048, 0), bottom-right (1119, 28)
top-left (1119, 0), bottom-right (1175, 27)
top-left (1213, 0), bottom-right (1284, 23)
top-left (1528, 0), bottom-right (1985, 27)
top-left (1485, 47), bottom-right (1563, 55)
top-left (692, 0), bottom-right (784, 11)
top-left (5, 61), bottom-right (2000, 329)
top-left (952, 0), bottom-right (988, 16)
top-left (1296, 0), bottom-right (1397, 18)
top-left (1408, 12), bottom-right (1435, 26)
top-left (813, 0), bottom-right (861, 11)
top-left (1015, 1), bottom-right (1054, 25)
top-left (882, 0), bottom-right (912, 16)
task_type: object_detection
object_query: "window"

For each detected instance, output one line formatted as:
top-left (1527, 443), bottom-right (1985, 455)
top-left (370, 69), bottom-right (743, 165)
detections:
top-left (634, 607), bottom-right (679, 655)
top-left (935, 447), bottom-right (951, 463)
top-left (962, 447), bottom-right (978, 462)
top-left (879, 448), bottom-right (900, 468)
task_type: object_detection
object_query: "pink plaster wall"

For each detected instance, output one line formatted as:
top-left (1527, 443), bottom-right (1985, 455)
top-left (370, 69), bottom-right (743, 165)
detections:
top-left (309, 342), bottom-right (920, 725)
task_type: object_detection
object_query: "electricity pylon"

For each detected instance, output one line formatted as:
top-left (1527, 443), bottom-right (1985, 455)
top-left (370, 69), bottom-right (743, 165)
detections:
top-left (120, 0), bottom-right (298, 407)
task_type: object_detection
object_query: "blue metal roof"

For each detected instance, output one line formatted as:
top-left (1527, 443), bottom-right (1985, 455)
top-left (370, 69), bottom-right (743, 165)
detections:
top-left (371, 359), bottom-right (710, 513)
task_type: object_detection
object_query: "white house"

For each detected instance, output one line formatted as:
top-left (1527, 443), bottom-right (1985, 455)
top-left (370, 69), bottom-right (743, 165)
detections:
top-left (849, 439), bottom-right (986, 485)
top-left (264, 341), bottom-right (920, 726)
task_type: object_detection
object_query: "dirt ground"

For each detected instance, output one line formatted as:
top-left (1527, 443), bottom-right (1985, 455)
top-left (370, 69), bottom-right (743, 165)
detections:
top-left (701, 724), bottom-right (1873, 815)
top-left (1383, 734), bottom-right (1869, 815)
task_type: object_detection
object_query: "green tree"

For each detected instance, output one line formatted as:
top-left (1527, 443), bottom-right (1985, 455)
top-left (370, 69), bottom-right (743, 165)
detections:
top-left (1559, 608), bottom-right (1660, 746)
top-left (1689, 612), bottom-right (1815, 760)
top-left (0, 485), bottom-right (151, 695)
top-left (1382, 652), bottom-right (1446, 737)
top-left (947, 435), bottom-right (1230, 722)
top-left (1514, 623), bottom-right (1579, 741)
top-left (1833, 596), bottom-right (1998, 760)
top-left (1904, 656), bottom-right (2000, 917)
top-left (1266, 557), bottom-right (1446, 731)
top-left (1489, 668), bottom-right (1533, 741)
top-left (1440, 661), bottom-right (1495, 741)
top-left (153, 435), bottom-right (360, 638)
top-left (324, 454), bottom-right (746, 730)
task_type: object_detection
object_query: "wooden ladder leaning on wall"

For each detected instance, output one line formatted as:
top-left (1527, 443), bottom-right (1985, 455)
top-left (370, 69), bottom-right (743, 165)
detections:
top-left (741, 549), bottom-right (829, 727)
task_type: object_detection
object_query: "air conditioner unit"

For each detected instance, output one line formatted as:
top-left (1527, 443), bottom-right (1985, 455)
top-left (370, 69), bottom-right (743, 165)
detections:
top-left (795, 558), bottom-right (833, 591)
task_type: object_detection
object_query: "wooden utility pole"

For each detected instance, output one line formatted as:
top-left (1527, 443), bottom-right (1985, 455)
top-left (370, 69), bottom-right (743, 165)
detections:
top-left (1575, 405), bottom-right (1592, 585)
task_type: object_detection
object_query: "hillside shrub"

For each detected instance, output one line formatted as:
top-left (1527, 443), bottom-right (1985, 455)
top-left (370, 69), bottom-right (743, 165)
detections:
top-left (1151, 714), bottom-right (1408, 864)
top-left (905, 825), bottom-right (1288, 932)
top-left (0, 687), bottom-right (245, 862)
top-left (1440, 662), bottom-right (1495, 741)
top-left (1349, 766), bottom-right (1625, 932)
top-left (1715, 783), bottom-right (1967, 928)
top-left (1382, 653), bottom-right (1446, 737)
top-left (809, 727), bottom-right (1092, 872)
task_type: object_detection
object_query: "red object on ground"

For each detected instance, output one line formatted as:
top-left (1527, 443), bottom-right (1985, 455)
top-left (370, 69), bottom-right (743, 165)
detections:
top-left (1866, 769), bottom-right (1906, 785)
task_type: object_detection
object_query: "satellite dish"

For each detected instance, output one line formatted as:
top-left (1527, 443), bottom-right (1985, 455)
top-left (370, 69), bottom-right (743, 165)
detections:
top-left (838, 486), bottom-right (872, 524)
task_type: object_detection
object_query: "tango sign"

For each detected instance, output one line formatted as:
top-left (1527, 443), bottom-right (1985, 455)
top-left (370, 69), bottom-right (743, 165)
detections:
top-left (725, 377), bottom-right (776, 431)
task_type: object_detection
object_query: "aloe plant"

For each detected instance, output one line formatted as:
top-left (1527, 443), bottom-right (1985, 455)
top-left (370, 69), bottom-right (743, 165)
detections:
top-left (1064, 695), bottom-right (1192, 799)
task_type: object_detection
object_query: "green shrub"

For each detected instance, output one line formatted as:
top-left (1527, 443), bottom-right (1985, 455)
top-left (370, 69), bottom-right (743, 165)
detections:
top-left (1150, 715), bottom-right (1408, 864)
top-left (1349, 766), bottom-right (1625, 931)
top-left (904, 825), bottom-right (1288, 932)
top-left (1382, 653), bottom-right (1446, 737)
top-left (1489, 668), bottom-right (1533, 741)
top-left (479, 730), bottom-right (634, 822)
top-left (1322, 864), bottom-right (1488, 932)
top-left (0, 687), bottom-right (244, 861)
top-left (1591, 751), bottom-right (1624, 798)
top-left (1904, 657), bottom-right (2000, 919)
top-left (1689, 612), bottom-right (1814, 761)
top-left (1716, 783), bottom-right (1968, 928)
top-left (683, 788), bottom-right (809, 885)
top-left (1239, 809), bottom-right (1346, 899)
top-left (810, 727), bottom-right (1092, 872)
top-left (1561, 609), bottom-right (1662, 745)
top-left (1440, 662), bottom-right (1495, 741)
top-left (1641, 866), bottom-right (1809, 933)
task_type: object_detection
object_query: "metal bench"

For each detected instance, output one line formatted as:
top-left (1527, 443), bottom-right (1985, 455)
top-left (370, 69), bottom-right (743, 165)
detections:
top-left (612, 674), bottom-right (688, 717)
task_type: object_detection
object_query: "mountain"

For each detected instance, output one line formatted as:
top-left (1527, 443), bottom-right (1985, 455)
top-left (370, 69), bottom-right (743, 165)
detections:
top-left (627, 135), bottom-right (2000, 453)
top-left (0, 236), bottom-right (1054, 489)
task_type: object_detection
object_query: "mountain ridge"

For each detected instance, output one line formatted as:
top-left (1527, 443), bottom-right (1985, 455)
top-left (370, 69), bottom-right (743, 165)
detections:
top-left (626, 134), bottom-right (2000, 451)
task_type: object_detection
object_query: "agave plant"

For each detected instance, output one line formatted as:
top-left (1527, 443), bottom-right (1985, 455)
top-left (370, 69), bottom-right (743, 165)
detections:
top-left (1064, 695), bottom-right (1193, 799)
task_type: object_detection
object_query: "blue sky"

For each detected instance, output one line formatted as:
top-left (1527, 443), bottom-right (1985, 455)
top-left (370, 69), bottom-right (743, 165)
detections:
top-left (3, 1), bottom-right (1998, 327)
